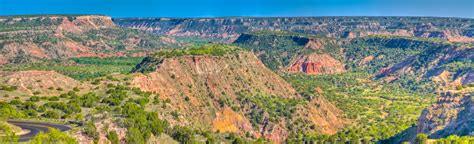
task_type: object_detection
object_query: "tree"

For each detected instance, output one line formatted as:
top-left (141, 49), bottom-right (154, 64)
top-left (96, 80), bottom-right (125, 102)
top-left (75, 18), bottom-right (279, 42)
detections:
top-left (30, 128), bottom-right (77, 144)
top-left (416, 134), bottom-right (428, 144)
top-left (0, 132), bottom-right (19, 143)
top-left (0, 102), bottom-right (26, 118)
top-left (170, 126), bottom-right (194, 143)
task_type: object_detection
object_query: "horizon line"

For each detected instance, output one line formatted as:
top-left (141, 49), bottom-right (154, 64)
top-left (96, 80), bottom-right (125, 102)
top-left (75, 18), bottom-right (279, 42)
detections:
top-left (0, 14), bottom-right (473, 19)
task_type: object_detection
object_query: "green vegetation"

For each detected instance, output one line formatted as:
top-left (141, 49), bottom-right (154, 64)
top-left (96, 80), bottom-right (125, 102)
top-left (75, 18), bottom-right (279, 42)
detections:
top-left (416, 134), bottom-right (428, 144)
top-left (83, 121), bottom-right (99, 142)
top-left (133, 44), bottom-right (244, 73)
top-left (0, 121), bottom-right (20, 143)
top-left (0, 102), bottom-right (26, 118)
top-left (237, 94), bottom-right (305, 128)
top-left (70, 57), bottom-right (143, 66)
top-left (107, 130), bottom-right (120, 144)
top-left (433, 135), bottom-right (474, 144)
top-left (0, 85), bottom-right (18, 91)
top-left (1, 16), bottom-right (473, 143)
top-left (126, 127), bottom-right (145, 144)
top-left (0, 57), bottom-right (142, 80)
top-left (0, 17), bottom-right (61, 32)
top-left (30, 128), bottom-right (77, 144)
top-left (174, 36), bottom-right (222, 46)
top-left (283, 72), bottom-right (434, 143)
top-left (234, 33), bottom-right (316, 70)
top-left (151, 44), bottom-right (242, 58)
top-left (235, 31), bottom-right (344, 70)
top-left (235, 32), bottom-right (466, 92)
top-left (248, 30), bottom-right (318, 37)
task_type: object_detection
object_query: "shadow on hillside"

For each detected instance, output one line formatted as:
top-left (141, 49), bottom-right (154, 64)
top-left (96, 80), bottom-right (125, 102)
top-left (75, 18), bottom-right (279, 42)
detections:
top-left (379, 126), bottom-right (417, 144)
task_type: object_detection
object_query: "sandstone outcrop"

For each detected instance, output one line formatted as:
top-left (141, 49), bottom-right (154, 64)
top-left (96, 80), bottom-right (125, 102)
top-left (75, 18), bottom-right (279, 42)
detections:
top-left (287, 53), bottom-right (345, 75)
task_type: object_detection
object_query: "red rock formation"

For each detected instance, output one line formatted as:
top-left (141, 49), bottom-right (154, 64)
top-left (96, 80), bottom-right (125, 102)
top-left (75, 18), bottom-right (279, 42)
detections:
top-left (287, 54), bottom-right (345, 75)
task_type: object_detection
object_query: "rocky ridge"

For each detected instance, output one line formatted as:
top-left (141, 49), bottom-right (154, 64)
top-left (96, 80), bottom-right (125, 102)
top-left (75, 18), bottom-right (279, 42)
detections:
top-left (114, 17), bottom-right (474, 42)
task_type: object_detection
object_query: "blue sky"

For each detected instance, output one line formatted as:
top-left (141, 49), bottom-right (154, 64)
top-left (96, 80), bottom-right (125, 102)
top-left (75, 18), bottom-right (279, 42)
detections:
top-left (1, 0), bottom-right (473, 18)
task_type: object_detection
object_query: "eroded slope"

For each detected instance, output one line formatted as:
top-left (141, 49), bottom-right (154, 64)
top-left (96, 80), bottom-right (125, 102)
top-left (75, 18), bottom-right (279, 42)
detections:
top-left (130, 45), bottom-right (345, 142)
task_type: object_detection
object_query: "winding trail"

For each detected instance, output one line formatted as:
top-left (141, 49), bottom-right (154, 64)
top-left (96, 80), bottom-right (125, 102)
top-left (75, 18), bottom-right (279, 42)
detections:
top-left (7, 120), bottom-right (71, 142)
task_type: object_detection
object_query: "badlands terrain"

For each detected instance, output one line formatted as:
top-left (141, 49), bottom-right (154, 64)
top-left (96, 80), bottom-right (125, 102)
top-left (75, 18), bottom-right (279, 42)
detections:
top-left (0, 15), bottom-right (472, 143)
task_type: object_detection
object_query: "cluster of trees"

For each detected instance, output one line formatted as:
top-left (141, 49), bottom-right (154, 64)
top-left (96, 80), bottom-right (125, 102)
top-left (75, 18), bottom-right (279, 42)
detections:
top-left (0, 102), bottom-right (26, 118)
top-left (433, 135), bottom-right (474, 144)
top-left (152, 44), bottom-right (241, 58)
top-left (70, 57), bottom-right (143, 66)
top-left (30, 128), bottom-right (77, 144)
top-left (1, 92), bottom-right (84, 119)
top-left (0, 121), bottom-right (20, 143)
top-left (414, 134), bottom-right (474, 144)
top-left (283, 72), bottom-right (433, 143)
top-left (121, 102), bottom-right (169, 143)
top-left (234, 33), bottom-right (309, 70)
top-left (237, 94), bottom-right (304, 128)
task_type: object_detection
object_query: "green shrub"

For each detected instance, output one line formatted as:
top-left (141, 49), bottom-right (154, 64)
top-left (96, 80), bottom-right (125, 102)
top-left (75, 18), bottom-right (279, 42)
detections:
top-left (107, 130), bottom-right (119, 144)
top-left (0, 85), bottom-right (18, 91)
top-left (84, 121), bottom-right (99, 142)
top-left (30, 128), bottom-right (77, 144)
top-left (169, 126), bottom-right (194, 143)
top-left (42, 110), bottom-right (61, 119)
top-left (29, 96), bottom-right (41, 102)
top-left (126, 127), bottom-right (145, 144)
top-left (0, 102), bottom-right (26, 118)
top-left (49, 96), bottom-right (60, 101)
